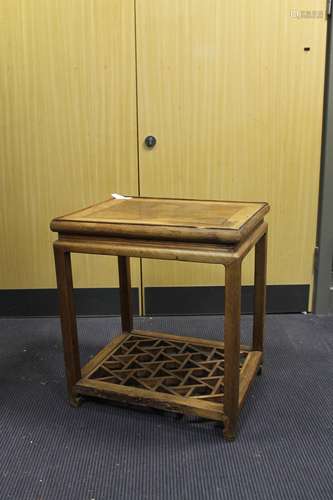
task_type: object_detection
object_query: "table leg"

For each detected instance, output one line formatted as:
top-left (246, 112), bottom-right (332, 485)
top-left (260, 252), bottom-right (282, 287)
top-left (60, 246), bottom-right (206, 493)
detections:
top-left (54, 244), bottom-right (81, 407)
top-left (223, 260), bottom-right (241, 440)
top-left (253, 231), bottom-right (267, 355)
top-left (118, 256), bottom-right (133, 333)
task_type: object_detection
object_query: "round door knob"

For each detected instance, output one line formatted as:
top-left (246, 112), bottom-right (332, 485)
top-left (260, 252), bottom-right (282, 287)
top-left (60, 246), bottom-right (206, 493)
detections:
top-left (144, 135), bottom-right (157, 148)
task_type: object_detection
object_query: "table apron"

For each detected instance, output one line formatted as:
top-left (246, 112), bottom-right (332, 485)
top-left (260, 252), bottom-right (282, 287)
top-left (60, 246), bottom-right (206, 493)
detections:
top-left (54, 222), bottom-right (267, 266)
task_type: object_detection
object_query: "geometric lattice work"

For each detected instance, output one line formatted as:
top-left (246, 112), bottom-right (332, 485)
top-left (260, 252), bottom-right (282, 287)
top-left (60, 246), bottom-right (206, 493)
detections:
top-left (88, 333), bottom-right (249, 404)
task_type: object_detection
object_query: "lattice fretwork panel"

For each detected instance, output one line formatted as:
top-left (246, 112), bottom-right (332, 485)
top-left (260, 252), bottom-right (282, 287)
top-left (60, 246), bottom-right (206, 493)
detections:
top-left (88, 333), bottom-right (249, 403)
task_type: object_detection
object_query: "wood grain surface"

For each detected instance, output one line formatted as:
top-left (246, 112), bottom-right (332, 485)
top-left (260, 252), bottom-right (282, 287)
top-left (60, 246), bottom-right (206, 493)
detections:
top-left (51, 197), bottom-right (269, 243)
top-left (0, 0), bottom-right (140, 288)
top-left (136, 0), bottom-right (327, 288)
top-left (0, 0), bottom-right (328, 305)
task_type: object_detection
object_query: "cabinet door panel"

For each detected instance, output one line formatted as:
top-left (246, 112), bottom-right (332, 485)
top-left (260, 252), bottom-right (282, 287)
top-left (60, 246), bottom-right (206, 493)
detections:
top-left (136, 0), bottom-right (327, 294)
top-left (0, 0), bottom-right (140, 289)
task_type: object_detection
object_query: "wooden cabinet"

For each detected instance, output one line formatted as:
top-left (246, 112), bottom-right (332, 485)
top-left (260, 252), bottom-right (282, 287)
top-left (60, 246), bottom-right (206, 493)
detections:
top-left (0, 0), bottom-right (141, 289)
top-left (0, 1), bottom-right (328, 312)
top-left (136, 0), bottom-right (327, 299)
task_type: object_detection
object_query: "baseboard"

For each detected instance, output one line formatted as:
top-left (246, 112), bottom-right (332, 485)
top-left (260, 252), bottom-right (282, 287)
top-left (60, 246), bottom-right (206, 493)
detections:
top-left (145, 285), bottom-right (310, 315)
top-left (0, 285), bottom-right (309, 317)
top-left (0, 288), bottom-right (139, 317)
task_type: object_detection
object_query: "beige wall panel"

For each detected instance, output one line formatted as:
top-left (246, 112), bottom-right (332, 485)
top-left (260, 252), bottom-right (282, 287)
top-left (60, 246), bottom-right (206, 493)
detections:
top-left (137, 0), bottom-right (327, 288)
top-left (0, 0), bottom-right (140, 289)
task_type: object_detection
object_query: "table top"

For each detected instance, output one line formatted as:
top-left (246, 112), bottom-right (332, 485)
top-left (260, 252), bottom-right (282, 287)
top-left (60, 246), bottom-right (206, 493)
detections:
top-left (51, 196), bottom-right (269, 244)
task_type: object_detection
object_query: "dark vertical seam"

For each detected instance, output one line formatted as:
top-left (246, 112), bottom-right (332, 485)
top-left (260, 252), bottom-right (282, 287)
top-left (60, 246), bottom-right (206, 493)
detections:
top-left (133, 0), bottom-right (144, 314)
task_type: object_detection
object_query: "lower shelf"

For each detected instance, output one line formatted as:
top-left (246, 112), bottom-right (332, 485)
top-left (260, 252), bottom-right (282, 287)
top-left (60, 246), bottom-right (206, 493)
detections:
top-left (75, 329), bottom-right (262, 421)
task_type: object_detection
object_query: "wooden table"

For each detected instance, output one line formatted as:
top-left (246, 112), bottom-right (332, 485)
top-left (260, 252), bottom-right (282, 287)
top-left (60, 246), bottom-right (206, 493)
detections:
top-left (51, 197), bottom-right (269, 440)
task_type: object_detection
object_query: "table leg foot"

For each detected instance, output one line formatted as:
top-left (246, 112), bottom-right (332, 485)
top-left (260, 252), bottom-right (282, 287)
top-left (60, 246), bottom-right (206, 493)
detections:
top-left (223, 417), bottom-right (237, 441)
top-left (223, 429), bottom-right (236, 441)
top-left (69, 395), bottom-right (83, 408)
top-left (257, 364), bottom-right (263, 376)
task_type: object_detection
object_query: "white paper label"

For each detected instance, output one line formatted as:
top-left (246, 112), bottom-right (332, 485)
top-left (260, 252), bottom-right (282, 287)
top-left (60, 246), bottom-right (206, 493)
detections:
top-left (111, 193), bottom-right (132, 200)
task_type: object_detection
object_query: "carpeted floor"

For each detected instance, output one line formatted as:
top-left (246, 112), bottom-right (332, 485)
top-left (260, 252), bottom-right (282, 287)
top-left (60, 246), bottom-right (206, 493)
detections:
top-left (0, 314), bottom-right (332, 500)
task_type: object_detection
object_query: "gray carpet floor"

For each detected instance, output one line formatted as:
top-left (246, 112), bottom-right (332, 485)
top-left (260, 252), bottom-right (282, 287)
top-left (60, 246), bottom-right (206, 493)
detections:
top-left (0, 314), bottom-right (332, 500)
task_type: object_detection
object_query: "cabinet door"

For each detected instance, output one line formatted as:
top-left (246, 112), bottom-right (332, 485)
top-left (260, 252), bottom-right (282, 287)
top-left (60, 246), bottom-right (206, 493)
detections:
top-left (0, 0), bottom-right (140, 290)
top-left (136, 0), bottom-right (327, 310)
